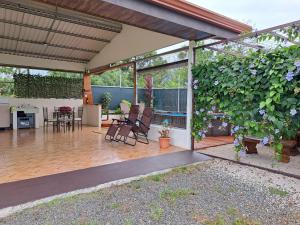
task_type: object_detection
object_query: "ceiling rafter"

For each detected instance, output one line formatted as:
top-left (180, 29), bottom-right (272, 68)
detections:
top-left (0, 48), bottom-right (89, 63)
top-left (195, 20), bottom-right (300, 51)
top-left (0, 19), bottom-right (111, 43)
top-left (270, 31), bottom-right (300, 45)
top-left (0, 35), bottom-right (99, 53)
top-left (0, 0), bottom-right (122, 33)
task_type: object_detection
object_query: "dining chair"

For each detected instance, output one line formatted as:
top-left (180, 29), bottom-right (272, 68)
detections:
top-left (43, 107), bottom-right (57, 130)
top-left (74, 107), bottom-right (83, 130)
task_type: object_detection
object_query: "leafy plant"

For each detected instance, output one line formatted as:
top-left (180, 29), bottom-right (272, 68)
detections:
top-left (192, 45), bottom-right (300, 159)
top-left (159, 119), bottom-right (170, 138)
top-left (150, 204), bottom-right (164, 221)
top-left (13, 73), bottom-right (83, 98)
top-left (101, 92), bottom-right (112, 115)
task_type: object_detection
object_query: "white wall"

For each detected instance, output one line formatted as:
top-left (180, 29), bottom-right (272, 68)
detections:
top-left (0, 97), bottom-right (83, 127)
top-left (148, 124), bottom-right (189, 149)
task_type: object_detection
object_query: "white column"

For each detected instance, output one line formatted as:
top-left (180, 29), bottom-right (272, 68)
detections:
top-left (12, 111), bottom-right (17, 130)
top-left (186, 41), bottom-right (196, 150)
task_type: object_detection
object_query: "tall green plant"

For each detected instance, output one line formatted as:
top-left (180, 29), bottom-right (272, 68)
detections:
top-left (192, 45), bottom-right (300, 159)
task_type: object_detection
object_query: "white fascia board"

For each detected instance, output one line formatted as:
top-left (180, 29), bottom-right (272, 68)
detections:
top-left (87, 24), bottom-right (184, 69)
top-left (0, 53), bottom-right (86, 72)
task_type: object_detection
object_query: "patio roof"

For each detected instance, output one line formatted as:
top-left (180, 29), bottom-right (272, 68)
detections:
top-left (0, 0), bottom-right (251, 72)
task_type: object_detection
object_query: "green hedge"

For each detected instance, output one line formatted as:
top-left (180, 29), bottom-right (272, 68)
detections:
top-left (192, 45), bottom-right (300, 157)
top-left (13, 74), bottom-right (83, 98)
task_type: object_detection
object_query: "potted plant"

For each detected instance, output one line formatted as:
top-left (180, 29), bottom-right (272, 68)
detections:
top-left (159, 120), bottom-right (171, 149)
top-left (101, 92), bottom-right (112, 121)
top-left (275, 125), bottom-right (299, 163)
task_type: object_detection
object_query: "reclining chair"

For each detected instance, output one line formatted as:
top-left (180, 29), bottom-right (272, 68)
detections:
top-left (105, 105), bottom-right (139, 141)
top-left (114, 107), bottom-right (153, 146)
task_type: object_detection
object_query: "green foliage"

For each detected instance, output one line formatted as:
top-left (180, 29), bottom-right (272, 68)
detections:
top-left (101, 92), bottom-right (112, 113)
top-left (147, 173), bottom-right (166, 182)
top-left (149, 204), bottom-right (164, 221)
top-left (192, 45), bottom-right (300, 157)
top-left (159, 188), bottom-right (194, 203)
top-left (0, 77), bottom-right (14, 96)
top-left (47, 71), bottom-right (82, 78)
top-left (268, 187), bottom-right (289, 197)
top-left (13, 73), bottom-right (83, 98)
top-left (110, 202), bottom-right (121, 209)
top-left (91, 68), bottom-right (133, 87)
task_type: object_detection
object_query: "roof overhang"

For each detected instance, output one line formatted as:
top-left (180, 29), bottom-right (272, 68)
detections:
top-left (0, 0), bottom-right (251, 72)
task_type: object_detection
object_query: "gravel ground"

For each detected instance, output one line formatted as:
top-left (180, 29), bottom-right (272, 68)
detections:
top-left (0, 158), bottom-right (299, 225)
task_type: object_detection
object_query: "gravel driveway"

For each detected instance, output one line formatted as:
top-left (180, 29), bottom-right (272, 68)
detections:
top-left (0, 158), bottom-right (299, 225)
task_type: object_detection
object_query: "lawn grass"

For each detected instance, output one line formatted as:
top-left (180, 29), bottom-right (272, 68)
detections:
top-left (203, 214), bottom-right (261, 225)
top-left (149, 204), bottom-right (164, 221)
top-left (160, 188), bottom-right (195, 203)
top-left (268, 187), bottom-right (289, 197)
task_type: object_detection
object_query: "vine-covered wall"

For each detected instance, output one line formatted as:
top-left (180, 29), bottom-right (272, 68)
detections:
top-left (192, 45), bottom-right (300, 155)
top-left (13, 74), bottom-right (83, 99)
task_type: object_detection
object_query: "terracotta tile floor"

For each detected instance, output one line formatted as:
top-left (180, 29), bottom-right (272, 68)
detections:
top-left (0, 126), bottom-right (184, 184)
top-left (194, 136), bottom-right (234, 149)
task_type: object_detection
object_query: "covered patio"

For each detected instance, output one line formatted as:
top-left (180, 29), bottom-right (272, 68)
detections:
top-left (0, 0), bottom-right (251, 211)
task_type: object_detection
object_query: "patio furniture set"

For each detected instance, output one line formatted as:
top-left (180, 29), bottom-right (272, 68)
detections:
top-left (105, 105), bottom-right (153, 146)
top-left (43, 106), bottom-right (83, 132)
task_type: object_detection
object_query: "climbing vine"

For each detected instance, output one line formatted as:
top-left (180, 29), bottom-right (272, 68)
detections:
top-left (192, 45), bottom-right (300, 158)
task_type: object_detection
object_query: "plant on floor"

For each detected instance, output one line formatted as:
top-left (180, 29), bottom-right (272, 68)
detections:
top-left (159, 119), bottom-right (171, 148)
top-left (159, 119), bottom-right (170, 138)
top-left (101, 92), bottom-right (112, 119)
top-left (192, 43), bottom-right (300, 161)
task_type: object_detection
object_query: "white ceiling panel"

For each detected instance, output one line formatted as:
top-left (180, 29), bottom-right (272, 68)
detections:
top-left (70, 50), bottom-right (96, 60)
top-left (16, 42), bottom-right (46, 54)
top-left (0, 38), bottom-right (17, 50)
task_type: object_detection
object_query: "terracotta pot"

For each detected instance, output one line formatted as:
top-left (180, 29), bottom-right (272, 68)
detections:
top-left (297, 131), bottom-right (300, 147)
top-left (243, 137), bottom-right (259, 154)
top-left (279, 140), bottom-right (297, 163)
top-left (159, 137), bottom-right (171, 149)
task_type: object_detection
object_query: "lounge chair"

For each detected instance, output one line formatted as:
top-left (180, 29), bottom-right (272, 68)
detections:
top-left (114, 107), bottom-right (153, 146)
top-left (105, 105), bottom-right (139, 141)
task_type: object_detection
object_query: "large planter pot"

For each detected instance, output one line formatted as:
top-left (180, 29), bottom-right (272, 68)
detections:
top-left (159, 137), bottom-right (171, 149)
top-left (243, 137), bottom-right (260, 154)
top-left (297, 131), bottom-right (300, 147)
top-left (279, 140), bottom-right (297, 163)
top-left (287, 138), bottom-right (299, 156)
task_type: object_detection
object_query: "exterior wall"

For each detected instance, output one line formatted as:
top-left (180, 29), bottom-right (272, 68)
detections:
top-left (148, 124), bottom-right (188, 149)
top-left (0, 97), bottom-right (83, 127)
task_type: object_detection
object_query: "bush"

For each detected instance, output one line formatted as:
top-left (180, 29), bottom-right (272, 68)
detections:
top-left (101, 92), bottom-right (112, 114)
top-left (192, 45), bottom-right (300, 156)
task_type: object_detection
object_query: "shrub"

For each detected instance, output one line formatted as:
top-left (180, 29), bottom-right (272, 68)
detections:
top-left (192, 45), bottom-right (300, 157)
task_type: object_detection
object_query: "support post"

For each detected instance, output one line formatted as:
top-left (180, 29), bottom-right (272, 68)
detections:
top-left (186, 41), bottom-right (196, 150)
top-left (133, 61), bottom-right (138, 104)
top-left (83, 72), bottom-right (93, 105)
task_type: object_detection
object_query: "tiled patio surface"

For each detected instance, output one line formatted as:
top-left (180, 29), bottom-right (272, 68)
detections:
top-left (0, 126), bottom-right (184, 184)
top-left (194, 136), bottom-right (234, 149)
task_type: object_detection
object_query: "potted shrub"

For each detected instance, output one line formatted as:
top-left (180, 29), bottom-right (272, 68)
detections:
top-left (276, 125), bottom-right (299, 163)
top-left (101, 92), bottom-right (112, 121)
top-left (159, 120), bottom-right (171, 149)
